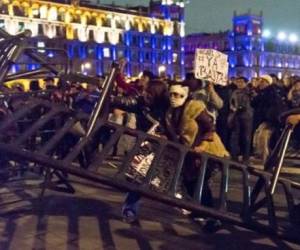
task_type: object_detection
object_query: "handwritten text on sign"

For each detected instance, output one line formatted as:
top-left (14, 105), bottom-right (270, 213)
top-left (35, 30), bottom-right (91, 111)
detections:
top-left (194, 49), bottom-right (229, 85)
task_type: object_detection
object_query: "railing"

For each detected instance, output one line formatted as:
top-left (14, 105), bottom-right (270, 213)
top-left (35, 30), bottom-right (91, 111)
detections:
top-left (0, 96), bottom-right (299, 244)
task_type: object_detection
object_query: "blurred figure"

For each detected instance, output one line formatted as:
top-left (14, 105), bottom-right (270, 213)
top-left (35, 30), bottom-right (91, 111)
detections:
top-left (287, 78), bottom-right (300, 148)
top-left (229, 77), bottom-right (253, 163)
top-left (185, 72), bottom-right (223, 122)
top-left (29, 80), bottom-right (41, 91)
top-left (44, 76), bottom-right (56, 90)
top-left (251, 75), bottom-right (288, 162)
top-left (111, 78), bottom-right (169, 223)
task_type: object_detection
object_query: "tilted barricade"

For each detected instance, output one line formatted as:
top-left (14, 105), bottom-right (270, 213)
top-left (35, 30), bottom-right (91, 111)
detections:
top-left (0, 28), bottom-right (300, 244)
top-left (0, 95), bottom-right (300, 244)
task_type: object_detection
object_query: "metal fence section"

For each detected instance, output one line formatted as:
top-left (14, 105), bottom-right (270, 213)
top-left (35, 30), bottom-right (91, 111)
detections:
top-left (0, 27), bottom-right (300, 245)
top-left (0, 97), bottom-right (300, 244)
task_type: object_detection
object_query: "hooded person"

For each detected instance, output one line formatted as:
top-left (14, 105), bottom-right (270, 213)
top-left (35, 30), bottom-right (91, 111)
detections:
top-left (165, 82), bottom-right (229, 158)
top-left (165, 82), bottom-right (229, 232)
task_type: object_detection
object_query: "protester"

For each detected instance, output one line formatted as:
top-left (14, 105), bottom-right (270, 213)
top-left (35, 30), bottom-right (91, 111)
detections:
top-left (229, 76), bottom-right (253, 163)
top-left (165, 82), bottom-right (229, 231)
top-left (251, 75), bottom-right (288, 162)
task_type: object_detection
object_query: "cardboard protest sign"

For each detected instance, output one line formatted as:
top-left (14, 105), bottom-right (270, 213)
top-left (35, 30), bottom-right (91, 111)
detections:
top-left (194, 49), bottom-right (229, 85)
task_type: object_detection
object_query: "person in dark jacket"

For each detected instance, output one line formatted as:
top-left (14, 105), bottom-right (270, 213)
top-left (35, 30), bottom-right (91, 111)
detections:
top-left (229, 77), bottom-right (253, 163)
top-left (111, 79), bottom-right (169, 223)
top-left (251, 75), bottom-right (288, 162)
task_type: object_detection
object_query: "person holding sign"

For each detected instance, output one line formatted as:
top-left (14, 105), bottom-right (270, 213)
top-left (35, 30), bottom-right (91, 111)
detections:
top-left (185, 72), bottom-right (223, 123)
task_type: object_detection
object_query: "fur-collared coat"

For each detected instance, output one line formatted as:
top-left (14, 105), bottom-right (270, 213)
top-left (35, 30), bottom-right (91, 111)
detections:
top-left (165, 99), bottom-right (229, 158)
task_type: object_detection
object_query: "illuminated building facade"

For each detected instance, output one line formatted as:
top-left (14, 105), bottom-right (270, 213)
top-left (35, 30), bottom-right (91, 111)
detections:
top-left (0, 0), bottom-right (186, 78)
top-left (185, 11), bottom-right (300, 80)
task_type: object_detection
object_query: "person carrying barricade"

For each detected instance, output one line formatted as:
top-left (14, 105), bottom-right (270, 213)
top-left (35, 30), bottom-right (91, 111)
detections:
top-left (110, 77), bottom-right (169, 223)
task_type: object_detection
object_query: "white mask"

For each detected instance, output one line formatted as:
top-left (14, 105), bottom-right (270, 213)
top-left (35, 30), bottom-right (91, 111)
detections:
top-left (169, 85), bottom-right (189, 108)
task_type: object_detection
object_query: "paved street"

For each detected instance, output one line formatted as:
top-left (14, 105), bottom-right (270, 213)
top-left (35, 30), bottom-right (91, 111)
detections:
top-left (0, 172), bottom-right (300, 250)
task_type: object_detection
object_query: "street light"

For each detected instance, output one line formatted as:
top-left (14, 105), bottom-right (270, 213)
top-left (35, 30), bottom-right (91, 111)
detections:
top-left (262, 29), bottom-right (271, 38)
top-left (289, 33), bottom-right (298, 43)
top-left (158, 65), bottom-right (166, 76)
top-left (277, 31), bottom-right (287, 41)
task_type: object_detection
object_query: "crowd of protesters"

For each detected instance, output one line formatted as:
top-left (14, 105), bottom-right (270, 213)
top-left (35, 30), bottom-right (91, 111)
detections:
top-left (2, 61), bottom-right (300, 232)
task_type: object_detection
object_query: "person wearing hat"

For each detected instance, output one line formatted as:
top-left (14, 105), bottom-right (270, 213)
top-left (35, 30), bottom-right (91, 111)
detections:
top-left (251, 74), bottom-right (289, 162)
top-left (257, 74), bottom-right (272, 90)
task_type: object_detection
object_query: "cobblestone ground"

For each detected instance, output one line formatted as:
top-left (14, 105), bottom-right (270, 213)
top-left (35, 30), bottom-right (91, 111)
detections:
top-left (0, 173), bottom-right (300, 250)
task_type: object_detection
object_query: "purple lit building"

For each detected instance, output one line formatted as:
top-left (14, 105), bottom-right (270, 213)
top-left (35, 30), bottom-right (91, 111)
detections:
top-left (0, 0), bottom-right (186, 78)
top-left (185, 11), bottom-right (300, 80)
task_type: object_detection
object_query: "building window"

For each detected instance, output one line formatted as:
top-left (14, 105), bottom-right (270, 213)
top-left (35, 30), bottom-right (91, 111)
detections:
top-left (117, 49), bottom-right (124, 59)
top-left (18, 22), bottom-right (24, 32)
top-left (131, 50), bottom-right (139, 61)
top-left (38, 24), bottom-right (43, 36)
top-left (103, 47), bottom-right (110, 58)
top-left (144, 36), bottom-right (150, 47)
top-left (145, 52), bottom-right (150, 62)
top-left (132, 35), bottom-right (138, 47)
top-left (102, 18), bottom-right (111, 27)
top-left (172, 53), bottom-right (178, 63)
top-left (104, 32), bottom-right (109, 43)
top-left (119, 33), bottom-right (123, 44)
top-left (88, 46), bottom-right (95, 57)
top-left (173, 38), bottom-right (180, 50)
top-left (235, 24), bottom-right (246, 34)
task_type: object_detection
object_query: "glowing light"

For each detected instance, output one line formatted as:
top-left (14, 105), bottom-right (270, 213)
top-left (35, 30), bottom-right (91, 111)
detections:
top-left (158, 65), bottom-right (166, 75)
top-left (10, 64), bottom-right (17, 74)
top-left (25, 22), bottom-right (38, 37)
top-left (108, 31), bottom-right (119, 45)
top-left (289, 33), bottom-right (298, 43)
top-left (150, 19), bottom-right (156, 34)
top-left (179, 22), bottom-right (185, 37)
top-left (45, 24), bottom-right (56, 39)
top-left (81, 62), bottom-right (92, 74)
top-left (5, 19), bottom-right (18, 35)
top-left (78, 27), bottom-right (88, 42)
top-left (125, 19), bottom-right (131, 31)
top-left (262, 29), bottom-right (271, 38)
top-left (277, 32), bottom-right (287, 41)
top-left (172, 53), bottom-right (178, 63)
top-left (94, 29), bottom-right (105, 43)
top-left (37, 41), bottom-right (45, 53)
top-left (103, 48), bottom-right (110, 58)
top-left (82, 62), bottom-right (91, 69)
top-left (40, 5), bottom-right (47, 19)
top-left (48, 7), bottom-right (57, 21)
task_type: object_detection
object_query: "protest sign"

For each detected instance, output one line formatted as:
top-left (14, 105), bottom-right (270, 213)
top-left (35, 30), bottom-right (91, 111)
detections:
top-left (194, 49), bottom-right (229, 85)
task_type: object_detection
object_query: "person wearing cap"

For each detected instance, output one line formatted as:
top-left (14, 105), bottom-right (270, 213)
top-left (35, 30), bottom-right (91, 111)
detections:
top-left (251, 74), bottom-right (288, 162)
top-left (259, 74), bottom-right (273, 89)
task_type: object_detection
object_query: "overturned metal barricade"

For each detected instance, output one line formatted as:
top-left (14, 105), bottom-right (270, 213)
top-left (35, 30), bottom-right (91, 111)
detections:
top-left (0, 97), bottom-right (300, 244)
top-left (0, 28), bottom-right (300, 244)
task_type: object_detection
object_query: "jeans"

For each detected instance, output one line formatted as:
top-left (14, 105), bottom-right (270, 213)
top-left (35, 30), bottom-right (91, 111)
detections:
top-left (122, 191), bottom-right (141, 215)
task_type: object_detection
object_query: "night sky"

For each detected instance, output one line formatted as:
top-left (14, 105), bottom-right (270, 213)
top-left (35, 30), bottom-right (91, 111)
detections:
top-left (98, 0), bottom-right (300, 37)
